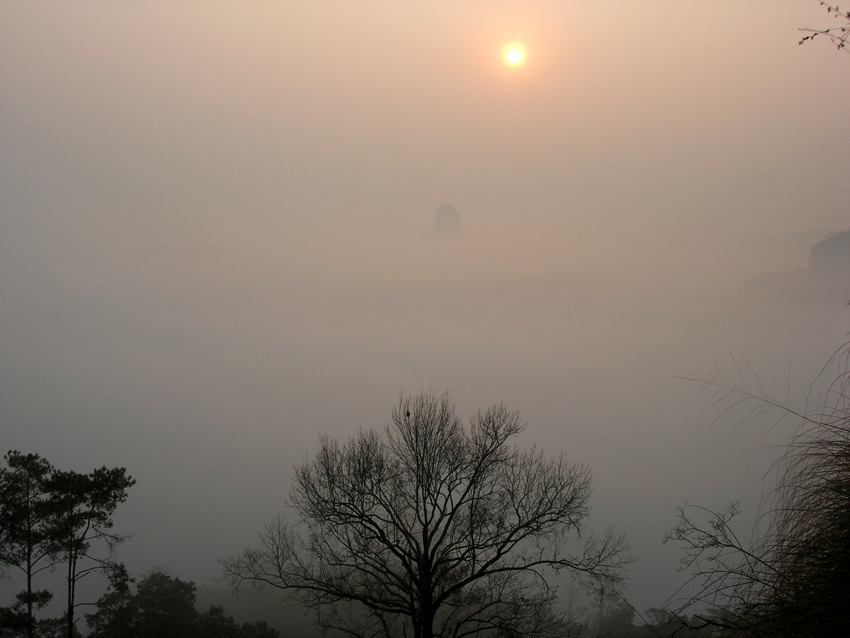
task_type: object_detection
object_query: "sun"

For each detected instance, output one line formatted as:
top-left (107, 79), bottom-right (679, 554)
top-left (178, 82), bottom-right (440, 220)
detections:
top-left (503, 42), bottom-right (525, 67)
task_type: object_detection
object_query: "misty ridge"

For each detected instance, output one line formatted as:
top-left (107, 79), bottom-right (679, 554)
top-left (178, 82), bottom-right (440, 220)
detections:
top-left (21, 203), bottom-right (841, 321)
top-left (55, 212), bottom-right (850, 382)
top-left (745, 228), bottom-right (850, 302)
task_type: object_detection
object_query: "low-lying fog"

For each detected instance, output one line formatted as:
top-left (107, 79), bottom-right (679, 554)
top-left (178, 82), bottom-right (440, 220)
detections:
top-left (2, 0), bottom-right (849, 626)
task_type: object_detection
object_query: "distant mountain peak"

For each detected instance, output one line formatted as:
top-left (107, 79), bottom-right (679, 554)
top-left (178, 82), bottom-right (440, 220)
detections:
top-left (432, 203), bottom-right (462, 237)
top-left (809, 229), bottom-right (850, 279)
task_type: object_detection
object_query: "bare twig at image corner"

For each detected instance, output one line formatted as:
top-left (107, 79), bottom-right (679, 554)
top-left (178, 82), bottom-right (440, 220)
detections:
top-left (799, 2), bottom-right (850, 54)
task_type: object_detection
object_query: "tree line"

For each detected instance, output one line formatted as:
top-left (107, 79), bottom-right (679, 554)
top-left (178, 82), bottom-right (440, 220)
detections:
top-left (5, 366), bottom-right (850, 638)
top-left (0, 453), bottom-right (279, 638)
top-left (84, 567), bottom-right (279, 638)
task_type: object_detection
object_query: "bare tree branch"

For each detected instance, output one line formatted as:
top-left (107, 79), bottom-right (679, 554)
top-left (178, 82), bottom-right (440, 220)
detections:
top-left (799, 2), bottom-right (850, 54)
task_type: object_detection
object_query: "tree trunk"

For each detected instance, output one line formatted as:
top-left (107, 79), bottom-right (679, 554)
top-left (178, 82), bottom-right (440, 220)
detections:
top-left (26, 566), bottom-right (34, 638)
top-left (26, 479), bottom-right (35, 638)
top-left (420, 603), bottom-right (435, 638)
top-left (66, 544), bottom-right (76, 638)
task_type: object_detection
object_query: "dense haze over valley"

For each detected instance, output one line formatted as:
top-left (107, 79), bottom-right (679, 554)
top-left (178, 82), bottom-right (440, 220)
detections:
top-left (2, 0), bottom-right (850, 625)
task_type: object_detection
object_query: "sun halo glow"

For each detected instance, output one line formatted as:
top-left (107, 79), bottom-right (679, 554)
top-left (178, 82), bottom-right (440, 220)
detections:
top-left (503, 42), bottom-right (525, 67)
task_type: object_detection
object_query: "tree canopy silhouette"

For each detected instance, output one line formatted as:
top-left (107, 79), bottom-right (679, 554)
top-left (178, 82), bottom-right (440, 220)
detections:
top-left (224, 391), bottom-right (629, 638)
top-left (0, 452), bottom-right (134, 638)
top-left (0, 452), bottom-right (56, 638)
top-left (86, 567), bottom-right (280, 638)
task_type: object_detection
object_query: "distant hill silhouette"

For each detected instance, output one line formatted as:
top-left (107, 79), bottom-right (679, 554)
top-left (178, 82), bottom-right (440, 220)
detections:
top-left (747, 229), bottom-right (850, 303)
top-left (432, 204), bottom-right (462, 237)
top-left (808, 229), bottom-right (850, 280)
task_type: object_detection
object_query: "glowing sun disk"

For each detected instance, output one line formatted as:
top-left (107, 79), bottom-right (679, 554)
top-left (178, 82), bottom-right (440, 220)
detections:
top-left (503, 42), bottom-right (525, 67)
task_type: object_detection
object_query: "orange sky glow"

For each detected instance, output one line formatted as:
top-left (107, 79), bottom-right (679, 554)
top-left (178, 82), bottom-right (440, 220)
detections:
top-left (1, 0), bottom-right (849, 625)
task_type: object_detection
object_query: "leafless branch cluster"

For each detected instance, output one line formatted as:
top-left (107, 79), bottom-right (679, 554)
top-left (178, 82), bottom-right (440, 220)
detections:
top-left (799, 2), bottom-right (850, 54)
top-left (223, 391), bottom-right (630, 638)
top-left (665, 342), bottom-right (850, 636)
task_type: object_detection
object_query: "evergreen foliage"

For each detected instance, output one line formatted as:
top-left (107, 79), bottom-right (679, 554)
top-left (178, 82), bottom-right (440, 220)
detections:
top-left (86, 569), bottom-right (280, 638)
top-left (0, 452), bottom-right (133, 638)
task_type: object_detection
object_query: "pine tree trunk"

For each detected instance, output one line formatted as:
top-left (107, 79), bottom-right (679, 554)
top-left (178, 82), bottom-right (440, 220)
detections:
top-left (66, 544), bottom-right (76, 638)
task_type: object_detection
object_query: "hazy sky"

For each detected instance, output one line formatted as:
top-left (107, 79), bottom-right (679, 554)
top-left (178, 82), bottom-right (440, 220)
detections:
top-left (2, 0), bottom-right (850, 622)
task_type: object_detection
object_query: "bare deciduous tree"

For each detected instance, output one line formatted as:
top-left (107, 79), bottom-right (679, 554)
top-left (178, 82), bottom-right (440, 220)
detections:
top-left (224, 392), bottom-right (629, 638)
